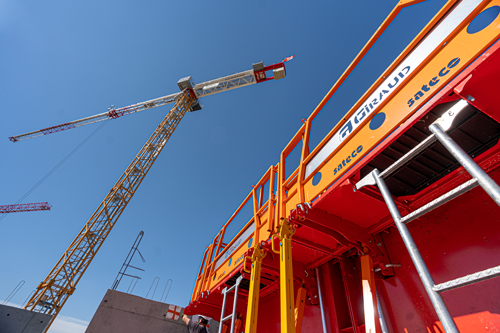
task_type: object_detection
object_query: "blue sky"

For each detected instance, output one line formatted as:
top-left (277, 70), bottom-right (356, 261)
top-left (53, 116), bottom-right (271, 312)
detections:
top-left (1, 0), bottom-right (446, 331)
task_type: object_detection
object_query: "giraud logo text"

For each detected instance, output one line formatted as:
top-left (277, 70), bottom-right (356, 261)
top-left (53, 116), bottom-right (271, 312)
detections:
top-left (407, 57), bottom-right (460, 107)
top-left (340, 66), bottom-right (411, 141)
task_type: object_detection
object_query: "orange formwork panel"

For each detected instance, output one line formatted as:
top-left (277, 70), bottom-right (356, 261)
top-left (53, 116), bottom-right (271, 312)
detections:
top-left (185, 2), bottom-right (500, 333)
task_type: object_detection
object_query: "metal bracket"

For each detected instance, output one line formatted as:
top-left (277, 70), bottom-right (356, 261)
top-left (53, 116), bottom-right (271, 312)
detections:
top-left (289, 203), bottom-right (383, 257)
top-left (355, 171), bottom-right (377, 190)
top-left (431, 98), bottom-right (468, 131)
top-left (357, 99), bottom-right (469, 185)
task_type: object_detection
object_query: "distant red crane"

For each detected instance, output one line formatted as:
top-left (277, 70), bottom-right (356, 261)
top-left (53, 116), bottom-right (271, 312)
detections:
top-left (0, 202), bottom-right (52, 214)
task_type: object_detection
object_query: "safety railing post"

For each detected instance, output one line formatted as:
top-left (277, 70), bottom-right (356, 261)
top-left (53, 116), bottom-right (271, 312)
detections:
top-left (252, 188), bottom-right (260, 245)
top-left (277, 161), bottom-right (284, 224)
top-left (268, 166), bottom-right (277, 233)
top-left (298, 121), bottom-right (310, 203)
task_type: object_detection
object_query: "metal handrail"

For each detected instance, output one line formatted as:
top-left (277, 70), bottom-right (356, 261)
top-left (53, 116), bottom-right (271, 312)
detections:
top-left (191, 0), bottom-right (461, 302)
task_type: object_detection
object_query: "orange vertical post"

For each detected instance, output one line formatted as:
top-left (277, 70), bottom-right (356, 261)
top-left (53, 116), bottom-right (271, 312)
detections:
top-left (298, 122), bottom-right (310, 204)
top-left (295, 285), bottom-right (307, 333)
top-left (235, 317), bottom-right (243, 333)
top-left (252, 187), bottom-right (261, 245)
top-left (277, 160), bottom-right (284, 225)
top-left (214, 227), bottom-right (227, 257)
top-left (268, 165), bottom-right (277, 233)
top-left (360, 247), bottom-right (381, 333)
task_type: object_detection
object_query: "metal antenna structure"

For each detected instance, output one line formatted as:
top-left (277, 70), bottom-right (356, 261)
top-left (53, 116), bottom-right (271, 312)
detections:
top-left (146, 277), bottom-right (160, 300)
top-left (3, 280), bottom-right (25, 305)
top-left (161, 279), bottom-right (173, 303)
top-left (111, 231), bottom-right (146, 291)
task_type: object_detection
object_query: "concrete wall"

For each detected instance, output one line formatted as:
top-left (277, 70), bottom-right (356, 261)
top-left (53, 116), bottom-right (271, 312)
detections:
top-left (0, 304), bottom-right (53, 333)
top-left (86, 290), bottom-right (218, 333)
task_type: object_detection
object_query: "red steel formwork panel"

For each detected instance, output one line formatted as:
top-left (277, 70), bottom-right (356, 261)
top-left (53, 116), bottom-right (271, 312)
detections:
top-left (186, 4), bottom-right (500, 333)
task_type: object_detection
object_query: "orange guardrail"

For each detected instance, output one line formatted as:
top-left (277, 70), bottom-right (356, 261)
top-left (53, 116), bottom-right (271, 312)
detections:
top-left (191, 0), bottom-right (500, 302)
top-left (192, 165), bottom-right (278, 298)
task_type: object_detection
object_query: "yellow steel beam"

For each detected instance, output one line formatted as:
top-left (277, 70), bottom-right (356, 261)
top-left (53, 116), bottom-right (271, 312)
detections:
top-left (278, 221), bottom-right (296, 333)
top-left (360, 246), bottom-right (381, 333)
top-left (24, 91), bottom-right (195, 331)
top-left (245, 245), bottom-right (266, 333)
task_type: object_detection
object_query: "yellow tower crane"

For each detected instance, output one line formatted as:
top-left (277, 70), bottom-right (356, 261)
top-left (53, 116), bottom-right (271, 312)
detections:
top-left (10, 57), bottom-right (293, 331)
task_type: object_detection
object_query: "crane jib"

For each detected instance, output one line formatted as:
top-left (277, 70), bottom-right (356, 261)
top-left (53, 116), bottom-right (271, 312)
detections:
top-left (19, 57), bottom-right (289, 329)
top-left (9, 59), bottom-right (287, 143)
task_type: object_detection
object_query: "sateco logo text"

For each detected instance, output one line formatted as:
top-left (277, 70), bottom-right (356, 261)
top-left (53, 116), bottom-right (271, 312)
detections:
top-left (407, 57), bottom-right (460, 107)
top-left (334, 145), bottom-right (363, 175)
top-left (340, 66), bottom-right (411, 141)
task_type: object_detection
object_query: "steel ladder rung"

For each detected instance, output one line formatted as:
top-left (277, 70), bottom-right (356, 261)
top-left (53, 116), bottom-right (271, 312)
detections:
top-left (218, 275), bottom-right (243, 333)
top-left (433, 264), bottom-right (500, 293)
top-left (355, 135), bottom-right (438, 191)
top-left (354, 100), bottom-right (500, 333)
top-left (221, 314), bottom-right (233, 323)
top-left (379, 133), bottom-right (437, 179)
top-left (226, 283), bottom-right (238, 293)
top-left (400, 178), bottom-right (478, 224)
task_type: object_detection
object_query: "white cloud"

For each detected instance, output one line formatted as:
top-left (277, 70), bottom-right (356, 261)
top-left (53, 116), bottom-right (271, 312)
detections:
top-left (0, 300), bottom-right (23, 307)
top-left (49, 315), bottom-right (89, 333)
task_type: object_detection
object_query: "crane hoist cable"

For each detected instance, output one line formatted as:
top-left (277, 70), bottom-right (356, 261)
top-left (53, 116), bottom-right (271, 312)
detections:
top-left (0, 120), bottom-right (108, 222)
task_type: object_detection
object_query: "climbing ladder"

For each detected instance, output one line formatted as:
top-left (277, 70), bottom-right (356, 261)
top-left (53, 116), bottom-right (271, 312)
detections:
top-left (219, 275), bottom-right (243, 333)
top-left (356, 99), bottom-right (500, 333)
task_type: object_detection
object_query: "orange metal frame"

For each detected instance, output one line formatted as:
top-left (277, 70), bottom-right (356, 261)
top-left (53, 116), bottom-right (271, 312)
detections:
top-left (191, 0), bottom-right (500, 303)
top-left (192, 165), bottom-right (279, 297)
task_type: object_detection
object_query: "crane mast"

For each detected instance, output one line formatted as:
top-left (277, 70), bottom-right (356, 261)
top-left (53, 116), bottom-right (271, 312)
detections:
top-left (20, 58), bottom-right (290, 331)
top-left (24, 90), bottom-right (196, 321)
top-left (24, 90), bottom-right (195, 326)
